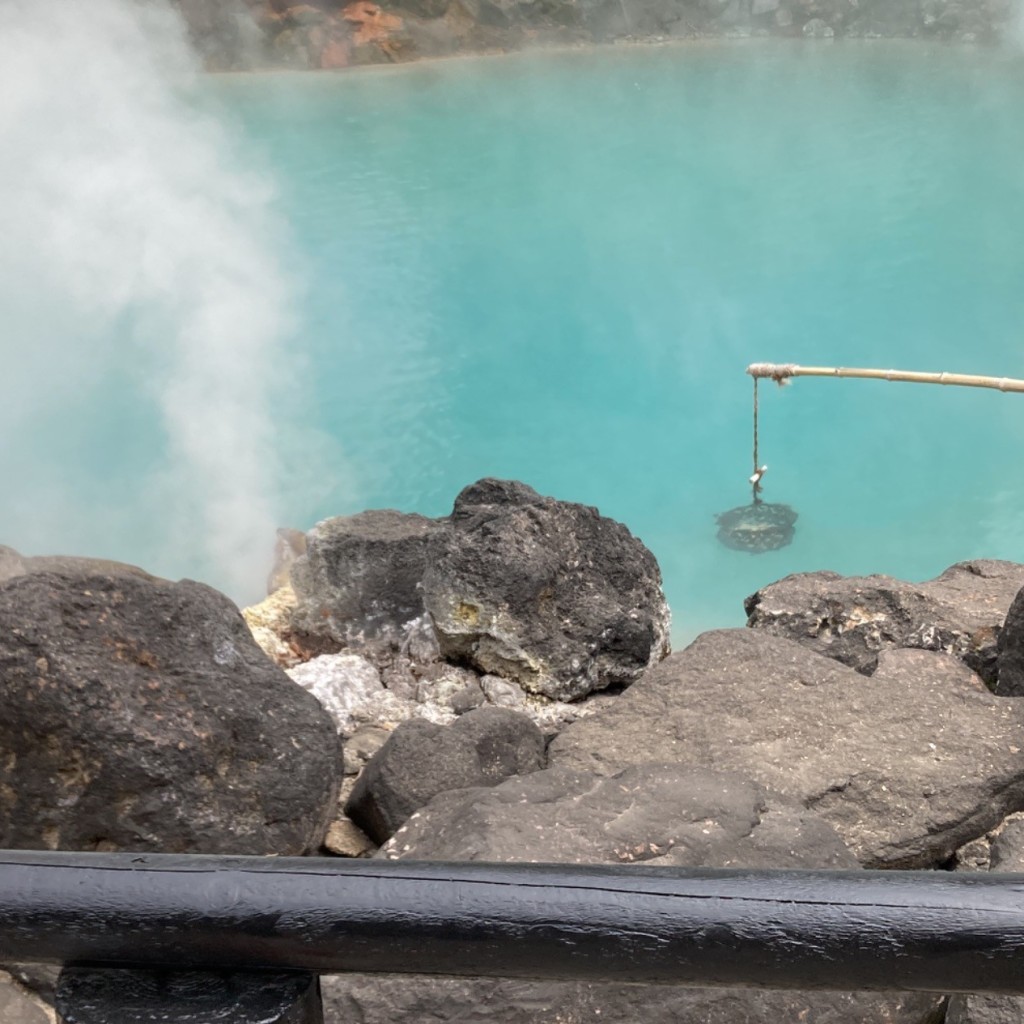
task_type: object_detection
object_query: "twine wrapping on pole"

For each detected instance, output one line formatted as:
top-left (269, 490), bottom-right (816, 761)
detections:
top-left (746, 363), bottom-right (1024, 393)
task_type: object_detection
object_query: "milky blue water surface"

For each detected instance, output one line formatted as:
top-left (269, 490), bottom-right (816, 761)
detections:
top-left (200, 43), bottom-right (1024, 638)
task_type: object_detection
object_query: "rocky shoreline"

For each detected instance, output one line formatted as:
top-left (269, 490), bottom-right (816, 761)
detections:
top-left (175, 0), bottom-right (1017, 70)
top-left (4, 477), bottom-right (1024, 1023)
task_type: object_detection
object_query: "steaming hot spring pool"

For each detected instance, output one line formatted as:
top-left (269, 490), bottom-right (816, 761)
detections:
top-left (11, 40), bottom-right (1024, 644)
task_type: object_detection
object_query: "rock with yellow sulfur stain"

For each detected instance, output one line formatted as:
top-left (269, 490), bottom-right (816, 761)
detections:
top-left (243, 584), bottom-right (300, 668)
top-left (324, 816), bottom-right (376, 857)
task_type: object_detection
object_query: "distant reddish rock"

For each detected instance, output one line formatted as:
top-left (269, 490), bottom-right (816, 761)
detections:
top-left (174, 0), bottom-right (1013, 69)
top-left (343, 1), bottom-right (404, 46)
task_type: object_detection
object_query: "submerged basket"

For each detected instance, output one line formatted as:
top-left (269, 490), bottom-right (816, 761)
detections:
top-left (716, 500), bottom-right (797, 553)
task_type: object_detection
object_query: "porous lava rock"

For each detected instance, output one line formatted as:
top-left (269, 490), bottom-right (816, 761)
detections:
top-left (0, 546), bottom-right (154, 586)
top-left (380, 763), bottom-right (858, 867)
top-left (322, 977), bottom-right (945, 1024)
top-left (745, 559), bottom-right (1024, 687)
top-left (0, 545), bottom-right (26, 583)
top-left (548, 629), bottom-right (1024, 867)
top-left (422, 479), bottom-right (671, 701)
top-left (290, 510), bottom-right (439, 654)
top-left (995, 585), bottom-right (1024, 696)
top-left (287, 652), bottom-right (386, 735)
top-left (322, 763), bottom-right (942, 1024)
top-left (259, 637), bottom-right (602, 745)
top-left (345, 706), bottom-right (546, 842)
top-left (990, 814), bottom-right (1024, 871)
top-left (0, 568), bottom-right (340, 854)
top-left (947, 994), bottom-right (1024, 1024)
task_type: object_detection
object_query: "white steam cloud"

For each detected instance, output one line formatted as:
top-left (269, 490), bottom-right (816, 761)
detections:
top-left (0, 0), bottom-right (313, 602)
top-left (1011, 0), bottom-right (1024, 47)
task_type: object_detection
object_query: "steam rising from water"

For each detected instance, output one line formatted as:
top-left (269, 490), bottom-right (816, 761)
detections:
top-left (1012, 0), bottom-right (1024, 47)
top-left (0, 0), bottom-right (308, 602)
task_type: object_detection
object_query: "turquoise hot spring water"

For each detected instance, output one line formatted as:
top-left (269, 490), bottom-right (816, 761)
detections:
top-left (11, 40), bottom-right (1024, 644)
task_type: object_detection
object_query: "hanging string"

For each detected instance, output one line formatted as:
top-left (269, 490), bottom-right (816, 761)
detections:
top-left (752, 376), bottom-right (760, 503)
top-left (752, 376), bottom-right (759, 477)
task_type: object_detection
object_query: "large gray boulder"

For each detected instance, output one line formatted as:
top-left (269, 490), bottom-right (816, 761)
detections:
top-left (744, 559), bottom-right (1024, 687)
top-left (947, 995), bottom-right (1024, 1024)
top-left (290, 510), bottom-right (439, 655)
top-left (323, 977), bottom-right (945, 1024)
top-left (0, 568), bottom-right (341, 854)
top-left (549, 629), bottom-right (1024, 867)
top-left (323, 763), bottom-right (942, 1024)
top-left (995, 585), bottom-right (1024, 696)
top-left (990, 814), bottom-right (1024, 871)
top-left (422, 479), bottom-right (671, 701)
top-left (379, 763), bottom-right (859, 868)
top-left (285, 480), bottom-right (671, 705)
top-left (0, 545), bottom-right (153, 585)
top-left (346, 706), bottom-right (546, 842)
top-left (0, 545), bottom-right (26, 582)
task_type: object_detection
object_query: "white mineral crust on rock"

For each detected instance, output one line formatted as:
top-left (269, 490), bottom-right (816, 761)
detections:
top-left (287, 654), bottom-right (458, 736)
top-left (287, 653), bottom-right (385, 735)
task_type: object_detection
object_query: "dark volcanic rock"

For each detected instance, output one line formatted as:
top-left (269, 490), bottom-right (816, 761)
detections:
top-left (548, 629), bottom-right (1024, 867)
top-left (290, 510), bottom-right (439, 653)
top-left (322, 977), bottom-right (945, 1024)
top-left (322, 763), bottom-right (941, 1024)
top-left (871, 646), bottom-right (988, 693)
top-left (282, 479), bottom-right (669, 706)
top-left (0, 546), bottom-right (153, 585)
top-left (995, 585), bottom-right (1024, 696)
top-left (345, 706), bottom-right (545, 842)
top-left (380, 763), bottom-right (859, 867)
top-left (422, 479), bottom-right (671, 701)
top-left (0, 569), bottom-right (340, 854)
top-left (947, 995), bottom-right (1024, 1024)
top-left (990, 814), bottom-right (1024, 872)
top-left (745, 559), bottom-right (1024, 686)
top-left (0, 545), bottom-right (26, 583)
top-left (946, 815), bottom-right (1024, 1024)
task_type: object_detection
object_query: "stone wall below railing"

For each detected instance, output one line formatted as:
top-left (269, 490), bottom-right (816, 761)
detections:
top-left (172, 0), bottom-right (1017, 70)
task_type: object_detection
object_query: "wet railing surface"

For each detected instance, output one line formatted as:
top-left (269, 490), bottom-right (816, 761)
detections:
top-left (3, 851), bottom-right (1024, 1023)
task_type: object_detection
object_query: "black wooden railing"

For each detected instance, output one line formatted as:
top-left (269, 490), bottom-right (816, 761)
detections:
top-left (3, 851), bottom-right (1024, 1023)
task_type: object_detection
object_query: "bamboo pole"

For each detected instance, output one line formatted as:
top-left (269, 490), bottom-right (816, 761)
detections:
top-left (747, 362), bottom-right (1024, 393)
